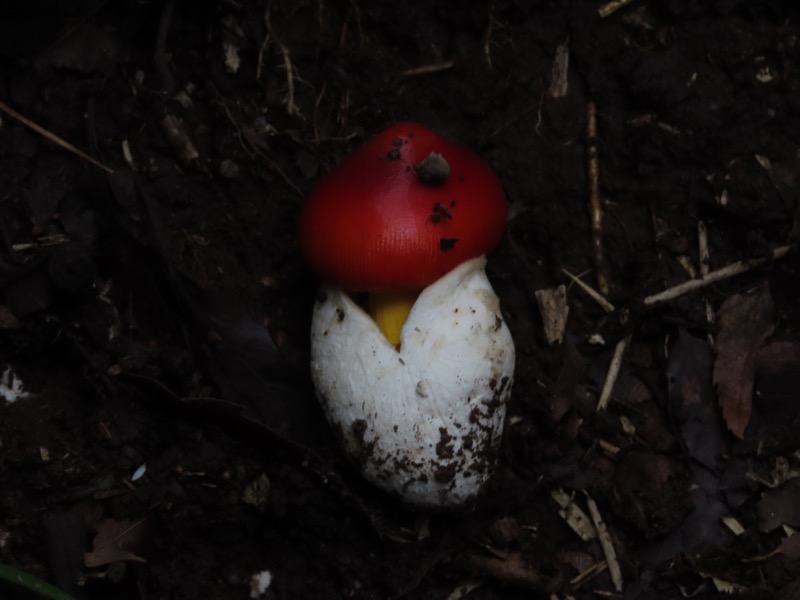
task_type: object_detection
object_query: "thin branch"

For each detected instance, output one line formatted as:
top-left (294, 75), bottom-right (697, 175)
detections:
top-left (697, 220), bottom-right (716, 347)
top-left (643, 245), bottom-right (793, 306)
top-left (264, 7), bottom-right (301, 117)
top-left (598, 0), bottom-right (637, 18)
top-left (0, 101), bottom-right (113, 174)
top-left (596, 335), bottom-right (630, 412)
top-left (400, 60), bottom-right (455, 78)
top-left (586, 99), bottom-right (608, 295)
top-left (561, 268), bottom-right (616, 313)
top-left (585, 493), bottom-right (624, 592)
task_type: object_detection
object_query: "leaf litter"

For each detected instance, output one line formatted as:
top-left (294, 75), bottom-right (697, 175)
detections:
top-left (2, 2), bottom-right (800, 599)
top-left (713, 284), bottom-right (775, 439)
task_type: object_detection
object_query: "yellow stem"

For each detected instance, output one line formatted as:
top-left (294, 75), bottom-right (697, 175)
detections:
top-left (367, 290), bottom-right (419, 347)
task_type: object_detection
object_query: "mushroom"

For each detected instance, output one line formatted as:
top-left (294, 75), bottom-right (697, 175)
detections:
top-left (299, 122), bottom-right (515, 507)
top-left (299, 122), bottom-right (507, 346)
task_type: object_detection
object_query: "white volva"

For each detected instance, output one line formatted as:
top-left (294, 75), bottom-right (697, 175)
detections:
top-left (310, 257), bottom-right (515, 507)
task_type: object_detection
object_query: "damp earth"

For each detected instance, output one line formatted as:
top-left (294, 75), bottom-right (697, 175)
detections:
top-left (2, 2), bottom-right (800, 599)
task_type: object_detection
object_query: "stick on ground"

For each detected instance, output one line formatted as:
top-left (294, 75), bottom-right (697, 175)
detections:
top-left (0, 101), bottom-right (113, 174)
top-left (598, 0), bottom-right (637, 18)
top-left (586, 99), bottom-right (608, 295)
top-left (643, 245), bottom-right (793, 306)
top-left (585, 494), bottom-right (623, 592)
top-left (596, 334), bottom-right (630, 412)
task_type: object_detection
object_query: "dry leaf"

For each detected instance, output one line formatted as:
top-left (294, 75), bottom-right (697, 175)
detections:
top-left (757, 479), bottom-right (800, 533)
top-left (84, 516), bottom-right (151, 568)
top-left (534, 285), bottom-right (569, 345)
top-left (85, 547), bottom-right (146, 568)
top-left (779, 534), bottom-right (800, 560)
top-left (713, 285), bottom-right (774, 438)
top-left (778, 577), bottom-right (800, 600)
top-left (668, 329), bottom-right (726, 469)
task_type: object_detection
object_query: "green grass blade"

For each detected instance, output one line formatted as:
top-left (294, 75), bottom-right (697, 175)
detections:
top-left (0, 562), bottom-right (79, 600)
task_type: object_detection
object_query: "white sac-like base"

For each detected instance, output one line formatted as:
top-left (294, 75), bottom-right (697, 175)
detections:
top-left (310, 257), bottom-right (515, 507)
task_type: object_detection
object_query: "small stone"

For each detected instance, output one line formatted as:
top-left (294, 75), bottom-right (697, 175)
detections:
top-left (219, 159), bottom-right (239, 179)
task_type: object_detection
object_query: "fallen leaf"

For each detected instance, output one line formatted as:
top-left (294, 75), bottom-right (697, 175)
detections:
top-left (84, 516), bottom-right (151, 568)
top-left (615, 449), bottom-right (683, 496)
top-left (713, 285), bottom-right (774, 438)
top-left (549, 341), bottom-right (588, 423)
top-left (756, 479), bottom-right (800, 533)
top-left (464, 551), bottom-right (547, 590)
top-left (534, 285), bottom-right (569, 345)
top-left (680, 486), bottom-right (728, 554)
top-left (668, 328), bottom-right (727, 470)
top-left (778, 577), bottom-right (800, 600)
top-left (779, 534), bottom-right (800, 560)
top-left (84, 547), bottom-right (146, 568)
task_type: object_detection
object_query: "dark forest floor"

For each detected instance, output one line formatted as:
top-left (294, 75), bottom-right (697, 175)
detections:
top-left (2, 1), bottom-right (800, 599)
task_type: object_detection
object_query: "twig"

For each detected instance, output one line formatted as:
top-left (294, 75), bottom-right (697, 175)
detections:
top-left (697, 221), bottom-right (711, 277)
top-left (586, 99), bottom-right (608, 295)
top-left (278, 45), bottom-right (298, 115)
top-left (565, 242), bottom-right (792, 413)
top-left (121, 139), bottom-right (136, 170)
top-left (400, 60), bottom-right (455, 78)
top-left (264, 7), bottom-right (300, 117)
top-left (154, 0), bottom-right (177, 93)
top-left (596, 334), bottom-right (630, 412)
top-left (215, 99), bottom-right (255, 160)
top-left (347, 0), bottom-right (365, 48)
top-left (561, 268), bottom-right (615, 313)
top-left (313, 81), bottom-right (328, 143)
top-left (643, 245), bottom-right (793, 306)
top-left (0, 101), bottom-right (113, 174)
top-left (584, 494), bottom-right (623, 592)
top-left (697, 221), bottom-right (716, 347)
top-left (598, 0), bottom-right (637, 18)
top-left (551, 488), bottom-right (597, 541)
top-left (570, 560), bottom-right (609, 589)
top-left (561, 265), bottom-right (629, 413)
top-left (445, 579), bottom-right (483, 600)
top-left (254, 151), bottom-right (303, 198)
top-left (483, 10), bottom-right (495, 68)
top-left (11, 234), bottom-right (70, 252)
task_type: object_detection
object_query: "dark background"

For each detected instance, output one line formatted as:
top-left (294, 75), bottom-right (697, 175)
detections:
top-left (1, 1), bottom-right (800, 598)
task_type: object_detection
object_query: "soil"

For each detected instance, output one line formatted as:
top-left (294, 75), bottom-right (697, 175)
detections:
top-left (2, 1), bottom-right (800, 599)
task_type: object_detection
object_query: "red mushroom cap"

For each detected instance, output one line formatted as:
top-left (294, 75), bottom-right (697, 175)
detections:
top-left (298, 122), bottom-right (507, 292)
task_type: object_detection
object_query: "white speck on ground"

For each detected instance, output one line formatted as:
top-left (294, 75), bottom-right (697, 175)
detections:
top-left (249, 570), bottom-right (273, 598)
top-left (0, 366), bottom-right (31, 403)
